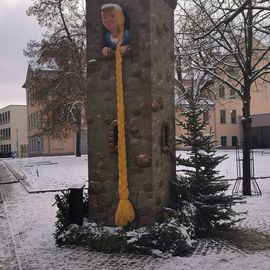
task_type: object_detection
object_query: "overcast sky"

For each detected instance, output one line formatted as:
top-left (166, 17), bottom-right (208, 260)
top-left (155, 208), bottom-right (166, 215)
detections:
top-left (0, 0), bottom-right (43, 109)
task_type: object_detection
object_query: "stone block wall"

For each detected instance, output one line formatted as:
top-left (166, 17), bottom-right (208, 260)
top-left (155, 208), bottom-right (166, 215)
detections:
top-left (86, 0), bottom-right (176, 226)
top-left (150, 0), bottom-right (176, 221)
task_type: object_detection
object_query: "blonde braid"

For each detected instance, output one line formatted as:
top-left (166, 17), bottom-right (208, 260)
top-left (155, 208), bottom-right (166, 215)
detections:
top-left (114, 10), bottom-right (135, 227)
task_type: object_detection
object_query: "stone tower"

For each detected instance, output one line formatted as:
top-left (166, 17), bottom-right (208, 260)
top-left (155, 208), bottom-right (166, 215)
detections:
top-left (86, 0), bottom-right (176, 226)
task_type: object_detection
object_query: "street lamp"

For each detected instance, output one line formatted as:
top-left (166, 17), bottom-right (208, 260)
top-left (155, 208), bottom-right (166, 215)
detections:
top-left (16, 128), bottom-right (18, 152)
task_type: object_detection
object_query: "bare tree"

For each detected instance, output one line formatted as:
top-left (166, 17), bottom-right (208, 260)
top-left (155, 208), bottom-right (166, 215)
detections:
top-left (176, 0), bottom-right (270, 195)
top-left (24, 0), bottom-right (86, 157)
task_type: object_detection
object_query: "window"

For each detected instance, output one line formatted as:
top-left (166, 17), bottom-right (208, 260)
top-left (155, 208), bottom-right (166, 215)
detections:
top-left (5, 112), bottom-right (8, 123)
top-left (203, 111), bottom-right (209, 122)
top-left (219, 86), bottom-right (225, 98)
top-left (40, 137), bottom-right (43, 151)
top-left (161, 122), bottom-right (170, 152)
top-left (0, 144), bottom-right (11, 153)
top-left (231, 110), bottom-right (237, 124)
top-left (230, 89), bottom-right (236, 98)
top-left (29, 139), bottom-right (32, 152)
top-left (33, 113), bottom-right (36, 128)
top-left (98, 4), bottom-right (136, 59)
top-left (36, 112), bottom-right (39, 128)
top-left (220, 110), bottom-right (226, 124)
top-left (232, 136), bottom-right (238, 147)
top-left (252, 136), bottom-right (258, 147)
top-left (37, 111), bottom-right (41, 128)
top-left (28, 116), bottom-right (30, 130)
top-left (7, 128), bottom-right (11, 140)
top-left (221, 136), bottom-right (227, 146)
top-left (30, 114), bottom-right (33, 129)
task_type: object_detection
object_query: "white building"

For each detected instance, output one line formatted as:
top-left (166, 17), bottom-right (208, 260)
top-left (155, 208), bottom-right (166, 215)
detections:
top-left (0, 105), bottom-right (28, 157)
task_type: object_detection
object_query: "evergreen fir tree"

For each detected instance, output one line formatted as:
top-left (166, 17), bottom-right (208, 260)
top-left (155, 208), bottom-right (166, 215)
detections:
top-left (176, 84), bottom-right (241, 236)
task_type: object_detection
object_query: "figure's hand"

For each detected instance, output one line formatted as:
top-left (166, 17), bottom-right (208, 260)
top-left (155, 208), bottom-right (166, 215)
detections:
top-left (120, 45), bottom-right (130, 56)
top-left (102, 47), bottom-right (112, 57)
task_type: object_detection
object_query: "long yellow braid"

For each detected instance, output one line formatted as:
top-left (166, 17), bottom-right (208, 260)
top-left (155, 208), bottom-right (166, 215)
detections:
top-left (114, 10), bottom-right (135, 227)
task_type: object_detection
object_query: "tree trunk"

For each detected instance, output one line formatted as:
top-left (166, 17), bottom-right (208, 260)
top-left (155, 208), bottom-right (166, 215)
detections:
top-left (242, 0), bottom-right (253, 196)
top-left (76, 121), bottom-right (81, 157)
top-left (241, 83), bottom-right (252, 196)
top-left (76, 128), bottom-right (81, 157)
top-left (242, 119), bottom-right (251, 195)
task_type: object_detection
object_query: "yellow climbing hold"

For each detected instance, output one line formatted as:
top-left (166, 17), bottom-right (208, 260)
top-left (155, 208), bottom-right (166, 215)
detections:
top-left (114, 9), bottom-right (135, 227)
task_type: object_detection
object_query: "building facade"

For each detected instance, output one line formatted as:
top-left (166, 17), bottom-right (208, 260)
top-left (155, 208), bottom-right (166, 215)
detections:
top-left (0, 105), bottom-right (28, 157)
top-left (208, 88), bottom-right (242, 148)
top-left (176, 84), bottom-right (270, 148)
top-left (23, 61), bottom-right (87, 157)
top-left (176, 80), bottom-right (270, 149)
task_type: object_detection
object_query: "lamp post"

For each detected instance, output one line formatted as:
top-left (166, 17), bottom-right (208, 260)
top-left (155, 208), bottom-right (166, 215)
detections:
top-left (0, 134), bottom-right (2, 157)
top-left (37, 138), bottom-right (40, 156)
top-left (16, 128), bottom-right (18, 156)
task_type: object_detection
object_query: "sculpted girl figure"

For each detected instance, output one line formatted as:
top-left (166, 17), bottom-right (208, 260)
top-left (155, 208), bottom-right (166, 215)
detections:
top-left (101, 3), bottom-right (130, 57)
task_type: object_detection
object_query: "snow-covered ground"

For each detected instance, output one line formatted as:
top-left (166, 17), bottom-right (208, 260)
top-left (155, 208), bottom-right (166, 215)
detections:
top-left (4, 155), bottom-right (88, 192)
top-left (4, 149), bottom-right (270, 192)
top-left (0, 150), bottom-right (270, 270)
top-left (177, 149), bottom-right (270, 180)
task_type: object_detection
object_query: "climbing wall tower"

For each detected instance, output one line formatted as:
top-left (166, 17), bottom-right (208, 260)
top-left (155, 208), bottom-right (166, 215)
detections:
top-left (86, 0), bottom-right (176, 225)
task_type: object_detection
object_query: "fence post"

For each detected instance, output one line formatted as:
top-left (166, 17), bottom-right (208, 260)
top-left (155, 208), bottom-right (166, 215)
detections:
top-left (69, 183), bottom-right (85, 226)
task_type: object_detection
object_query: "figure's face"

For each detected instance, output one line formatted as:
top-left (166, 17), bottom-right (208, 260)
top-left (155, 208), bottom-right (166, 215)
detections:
top-left (102, 10), bottom-right (118, 33)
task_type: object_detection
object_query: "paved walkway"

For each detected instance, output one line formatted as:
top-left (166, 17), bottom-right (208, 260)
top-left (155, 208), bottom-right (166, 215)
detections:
top-left (0, 198), bottom-right (20, 270)
top-left (0, 162), bottom-right (21, 270)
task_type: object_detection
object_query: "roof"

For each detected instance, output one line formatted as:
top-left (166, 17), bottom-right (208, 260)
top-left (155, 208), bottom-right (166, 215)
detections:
top-left (29, 58), bottom-right (60, 72)
top-left (22, 58), bottom-right (60, 89)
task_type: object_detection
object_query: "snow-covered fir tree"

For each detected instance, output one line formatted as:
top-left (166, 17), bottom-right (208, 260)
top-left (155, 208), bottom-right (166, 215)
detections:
top-left (175, 83), bottom-right (241, 236)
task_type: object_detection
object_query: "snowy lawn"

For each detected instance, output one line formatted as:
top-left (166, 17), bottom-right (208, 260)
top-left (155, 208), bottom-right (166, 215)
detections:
top-left (176, 149), bottom-right (270, 180)
top-left (4, 155), bottom-right (88, 192)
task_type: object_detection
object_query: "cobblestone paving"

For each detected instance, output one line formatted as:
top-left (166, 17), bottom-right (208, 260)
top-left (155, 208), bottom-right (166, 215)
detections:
top-left (0, 190), bottom-right (20, 270)
top-left (236, 183), bottom-right (270, 235)
top-left (193, 238), bottom-right (237, 256)
top-left (41, 251), bottom-right (166, 270)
